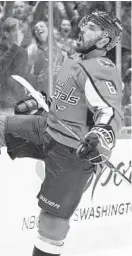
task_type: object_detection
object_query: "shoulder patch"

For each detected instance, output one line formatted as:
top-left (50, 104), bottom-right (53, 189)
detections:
top-left (97, 57), bottom-right (115, 68)
top-left (69, 53), bottom-right (80, 60)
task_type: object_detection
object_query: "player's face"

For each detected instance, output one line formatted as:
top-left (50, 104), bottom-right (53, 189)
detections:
top-left (76, 21), bottom-right (103, 54)
top-left (13, 1), bottom-right (25, 20)
top-left (34, 21), bottom-right (48, 43)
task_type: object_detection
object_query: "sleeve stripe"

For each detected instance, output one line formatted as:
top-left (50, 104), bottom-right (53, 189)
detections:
top-left (97, 107), bottom-right (114, 124)
top-left (85, 77), bottom-right (108, 108)
top-left (78, 63), bottom-right (112, 107)
top-left (78, 63), bottom-right (114, 124)
top-left (107, 109), bottom-right (115, 125)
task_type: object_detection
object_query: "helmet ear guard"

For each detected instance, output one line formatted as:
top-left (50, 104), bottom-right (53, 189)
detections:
top-left (95, 37), bottom-right (110, 50)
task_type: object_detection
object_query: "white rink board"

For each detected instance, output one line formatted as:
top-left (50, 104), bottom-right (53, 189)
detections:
top-left (0, 139), bottom-right (132, 256)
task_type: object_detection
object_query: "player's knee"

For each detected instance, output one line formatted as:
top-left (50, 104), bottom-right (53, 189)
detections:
top-left (38, 210), bottom-right (70, 241)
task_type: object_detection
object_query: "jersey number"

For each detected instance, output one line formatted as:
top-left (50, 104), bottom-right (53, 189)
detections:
top-left (105, 81), bottom-right (116, 95)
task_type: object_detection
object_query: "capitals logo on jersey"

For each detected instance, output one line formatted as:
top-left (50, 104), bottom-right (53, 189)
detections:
top-left (53, 75), bottom-right (80, 112)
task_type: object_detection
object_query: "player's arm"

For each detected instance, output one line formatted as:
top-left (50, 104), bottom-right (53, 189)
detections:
top-left (77, 68), bottom-right (123, 164)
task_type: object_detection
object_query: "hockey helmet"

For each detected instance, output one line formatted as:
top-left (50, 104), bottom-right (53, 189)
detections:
top-left (78, 10), bottom-right (123, 51)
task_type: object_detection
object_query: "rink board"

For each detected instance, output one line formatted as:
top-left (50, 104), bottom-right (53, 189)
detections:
top-left (0, 139), bottom-right (132, 256)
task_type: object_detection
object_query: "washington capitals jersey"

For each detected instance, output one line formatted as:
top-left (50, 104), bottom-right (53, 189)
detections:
top-left (46, 54), bottom-right (123, 149)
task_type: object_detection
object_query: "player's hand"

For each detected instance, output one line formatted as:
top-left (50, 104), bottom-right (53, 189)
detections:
top-left (76, 124), bottom-right (115, 164)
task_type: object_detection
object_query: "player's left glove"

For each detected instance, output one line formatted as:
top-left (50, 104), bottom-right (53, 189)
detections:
top-left (76, 124), bottom-right (115, 164)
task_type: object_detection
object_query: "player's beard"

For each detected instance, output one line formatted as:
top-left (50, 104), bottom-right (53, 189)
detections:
top-left (76, 37), bottom-right (100, 54)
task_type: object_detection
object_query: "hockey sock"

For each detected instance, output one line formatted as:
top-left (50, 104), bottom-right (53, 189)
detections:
top-left (32, 246), bottom-right (60, 256)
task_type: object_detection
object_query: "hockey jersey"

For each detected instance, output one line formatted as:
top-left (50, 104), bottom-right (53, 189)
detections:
top-left (46, 53), bottom-right (123, 149)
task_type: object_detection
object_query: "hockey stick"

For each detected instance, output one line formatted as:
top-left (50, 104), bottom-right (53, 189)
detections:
top-left (12, 75), bottom-right (132, 186)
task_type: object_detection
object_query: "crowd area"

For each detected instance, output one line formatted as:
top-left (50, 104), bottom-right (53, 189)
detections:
top-left (0, 1), bottom-right (131, 129)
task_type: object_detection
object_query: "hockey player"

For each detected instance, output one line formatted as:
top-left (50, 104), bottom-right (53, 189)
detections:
top-left (0, 11), bottom-right (123, 256)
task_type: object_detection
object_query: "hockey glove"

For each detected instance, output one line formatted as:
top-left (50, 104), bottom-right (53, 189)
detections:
top-left (14, 91), bottom-right (49, 115)
top-left (76, 124), bottom-right (115, 164)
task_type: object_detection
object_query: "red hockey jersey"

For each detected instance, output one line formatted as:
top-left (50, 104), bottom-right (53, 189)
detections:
top-left (46, 53), bottom-right (123, 149)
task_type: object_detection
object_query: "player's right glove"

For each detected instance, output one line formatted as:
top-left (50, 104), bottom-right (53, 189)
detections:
top-left (76, 124), bottom-right (115, 164)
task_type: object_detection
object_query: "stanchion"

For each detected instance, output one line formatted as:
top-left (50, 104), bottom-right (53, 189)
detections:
top-left (48, 1), bottom-right (53, 97)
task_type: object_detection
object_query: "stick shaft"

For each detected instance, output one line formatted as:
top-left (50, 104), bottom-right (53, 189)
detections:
top-left (57, 119), bottom-right (81, 140)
